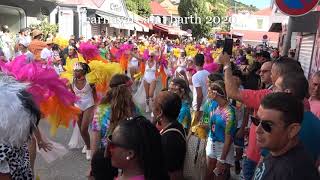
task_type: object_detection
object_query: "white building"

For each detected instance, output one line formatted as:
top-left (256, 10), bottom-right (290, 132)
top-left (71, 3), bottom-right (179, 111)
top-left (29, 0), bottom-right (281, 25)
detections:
top-left (230, 8), bottom-right (280, 47)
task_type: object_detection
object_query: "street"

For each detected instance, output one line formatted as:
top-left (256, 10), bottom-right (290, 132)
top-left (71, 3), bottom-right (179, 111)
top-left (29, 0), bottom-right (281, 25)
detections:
top-left (35, 122), bottom-right (90, 180)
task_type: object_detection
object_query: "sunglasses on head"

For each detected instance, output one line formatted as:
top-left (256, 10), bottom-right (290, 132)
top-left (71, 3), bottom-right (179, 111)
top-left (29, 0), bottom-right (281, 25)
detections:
top-left (107, 135), bottom-right (131, 150)
top-left (250, 115), bottom-right (273, 133)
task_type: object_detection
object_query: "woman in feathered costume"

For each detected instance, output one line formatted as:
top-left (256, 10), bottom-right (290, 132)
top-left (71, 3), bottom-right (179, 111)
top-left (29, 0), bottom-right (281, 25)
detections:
top-left (0, 55), bottom-right (80, 177)
top-left (61, 42), bottom-right (122, 98)
top-left (70, 62), bottom-right (96, 160)
top-left (0, 74), bottom-right (40, 180)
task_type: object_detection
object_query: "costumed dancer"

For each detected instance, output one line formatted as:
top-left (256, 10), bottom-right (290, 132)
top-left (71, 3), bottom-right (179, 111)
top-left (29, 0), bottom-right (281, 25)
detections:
top-left (71, 62), bottom-right (96, 160)
top-left (128, 44), bottom-right (140, 81)
top-left (0, 55), bottom-right (79, 177)
top-left (0, 74), bottom-right (40, 180)
top-left (63, 42), bottom-right (122, 157)
top-left (174, 49), bottom-right (188, 83)
top-left (143, 51), bottom-right (158, 113)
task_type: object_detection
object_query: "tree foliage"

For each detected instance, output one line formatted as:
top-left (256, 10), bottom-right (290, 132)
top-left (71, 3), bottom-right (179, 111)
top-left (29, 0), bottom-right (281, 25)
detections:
top-left (125, 0), bottom-right (151, 17)
top-left (179, 0), bottom-right (232, 38)
top-left (178, 0), bottom-right (212, 39)
top-left (29, 16), bottom-right (58, 40)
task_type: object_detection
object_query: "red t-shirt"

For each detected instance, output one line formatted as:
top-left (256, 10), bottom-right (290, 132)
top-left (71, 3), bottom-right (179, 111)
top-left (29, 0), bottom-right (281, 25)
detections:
top-left (241, 89), bottom-right (272, 162)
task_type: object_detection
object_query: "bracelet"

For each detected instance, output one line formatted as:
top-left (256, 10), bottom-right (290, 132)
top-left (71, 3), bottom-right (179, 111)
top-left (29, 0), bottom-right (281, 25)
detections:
top-left (218, 158), bottom-right (226, 164)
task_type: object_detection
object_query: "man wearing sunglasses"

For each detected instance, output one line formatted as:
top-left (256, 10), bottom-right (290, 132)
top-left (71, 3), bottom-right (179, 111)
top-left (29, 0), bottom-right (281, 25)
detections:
top-left (219, 53), bottom-right (311, 180)
top-left (253, 93), bottom-right (319, 180)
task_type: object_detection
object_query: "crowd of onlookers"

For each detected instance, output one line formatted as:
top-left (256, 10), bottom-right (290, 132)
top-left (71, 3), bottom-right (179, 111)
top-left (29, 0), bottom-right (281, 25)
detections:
top-left (1, 24), bottom-right (320, 180)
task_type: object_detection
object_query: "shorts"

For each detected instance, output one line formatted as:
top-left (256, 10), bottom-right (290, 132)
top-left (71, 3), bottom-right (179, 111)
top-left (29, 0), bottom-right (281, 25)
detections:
top-left (206, 139), bottom-right (235, 165)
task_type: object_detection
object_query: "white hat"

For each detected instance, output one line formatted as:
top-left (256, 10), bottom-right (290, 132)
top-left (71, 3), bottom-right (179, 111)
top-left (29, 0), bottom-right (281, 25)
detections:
top-left (19, 37), bottom-right (29, 47)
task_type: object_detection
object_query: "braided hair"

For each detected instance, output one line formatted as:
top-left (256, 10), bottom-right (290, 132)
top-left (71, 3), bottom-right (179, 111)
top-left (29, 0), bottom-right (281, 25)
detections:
top-left (117, 116), bottom-right (169, 180)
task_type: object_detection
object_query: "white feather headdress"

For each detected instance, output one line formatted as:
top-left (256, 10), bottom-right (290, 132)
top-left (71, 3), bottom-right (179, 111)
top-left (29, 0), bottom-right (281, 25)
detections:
top-left (0, 73), bottom-right (38, 147)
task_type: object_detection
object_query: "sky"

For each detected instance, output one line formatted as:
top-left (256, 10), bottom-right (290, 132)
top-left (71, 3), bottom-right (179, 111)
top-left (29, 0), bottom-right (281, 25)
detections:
top-left (237, 0), bottom-right (271, 9)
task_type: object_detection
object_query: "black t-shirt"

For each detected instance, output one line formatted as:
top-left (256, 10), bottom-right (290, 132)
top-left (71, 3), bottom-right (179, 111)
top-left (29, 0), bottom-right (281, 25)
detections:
top-left (161, 121), bottom-right (186, 172)
top-left (253, 143), bottom-right (319, 180)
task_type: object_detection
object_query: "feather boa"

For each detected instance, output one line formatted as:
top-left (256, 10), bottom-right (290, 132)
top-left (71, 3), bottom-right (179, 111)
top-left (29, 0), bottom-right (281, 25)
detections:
top-left (0, 55), bottom-right (80, 135)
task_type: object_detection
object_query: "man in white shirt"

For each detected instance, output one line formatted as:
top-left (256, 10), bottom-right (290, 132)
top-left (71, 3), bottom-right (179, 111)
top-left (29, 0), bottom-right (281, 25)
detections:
top-left (191, 53), bottom-right (210, 127)
top-left (40, 39), bottom-right (54, 63)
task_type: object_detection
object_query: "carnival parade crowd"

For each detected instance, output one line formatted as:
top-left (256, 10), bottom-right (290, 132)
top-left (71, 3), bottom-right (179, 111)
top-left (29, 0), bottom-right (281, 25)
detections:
top-left (0, 24), bottom-right (320, 180)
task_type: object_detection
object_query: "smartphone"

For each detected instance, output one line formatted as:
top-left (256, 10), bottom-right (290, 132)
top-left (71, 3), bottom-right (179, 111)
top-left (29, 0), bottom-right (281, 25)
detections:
top-left (223, 38), bottom-right (233, 56)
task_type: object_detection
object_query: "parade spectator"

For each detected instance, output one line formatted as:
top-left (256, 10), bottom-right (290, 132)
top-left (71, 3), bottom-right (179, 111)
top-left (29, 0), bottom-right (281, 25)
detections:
top-left (61, 38), bottom-right (76, 65)
top-left (274, 72), bottom-right (320, 160)
top-left (205, 80), bottom-right (236, 180)
top-left (98, 41), bottom-right (108, 60)
top-left (253, 93), bottom-right (319, 180)
top-left (169, 78), bottom-right (192, 132)
top-left (15, 28), bottom-right (31, 52)
top-left (40, 39), bottom-right (54, 63)
top-left (309, 71), bottom-right (320, 118)
top-left (29, 29), bottom-right (46, 61)
top-left (15, 38), bottom-right (34, 62)
top-left (191, 54), bottom-right (210, 128)
top-left (259, 61), bottom-right (273, 89)
top-left (255, 51), bottom-right (271, 64)
top-left (106, 116), bottom-right (169, 180)
top-left (0, 74), bottom-right (41, 180)
top-left (153, 91), bottom-right (186, 180)
top-left (91, 74), bottom-right (139, 155)
top-left (52, 44), bottom-right (64, 75)
top-left (0, 25), bottom-right (14, 61)
top-left (219, 54), bottom-right (304, 180)
top-left (0, 47), bottom-right (5, 61)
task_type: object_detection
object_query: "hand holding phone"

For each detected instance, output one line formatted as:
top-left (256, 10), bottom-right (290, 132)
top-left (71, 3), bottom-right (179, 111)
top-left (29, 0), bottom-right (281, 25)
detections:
top-left (223, 38), bottom-right (233, 56)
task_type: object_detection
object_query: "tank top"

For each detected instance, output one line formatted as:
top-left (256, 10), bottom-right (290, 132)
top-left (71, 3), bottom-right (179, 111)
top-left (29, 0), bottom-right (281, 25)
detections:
top-left (72, 79), bottom-right (95, 111)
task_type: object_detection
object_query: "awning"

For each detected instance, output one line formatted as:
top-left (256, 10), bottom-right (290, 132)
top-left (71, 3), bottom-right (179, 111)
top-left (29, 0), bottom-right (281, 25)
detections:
top-left (154, 24), bottom-right (191, 36)
top-left (96, 12), bottom-right (135, 30)
top-left (269, 23), bottom-right (282, 32)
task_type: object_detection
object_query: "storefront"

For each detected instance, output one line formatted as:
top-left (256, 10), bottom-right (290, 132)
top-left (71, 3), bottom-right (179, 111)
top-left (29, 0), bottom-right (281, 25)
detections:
top-left (58, 0), bottom-right (136, 38)
top-left (0, 0), bottom-right (56, 34)
top-left (269, 10), bottom-right (320, 78)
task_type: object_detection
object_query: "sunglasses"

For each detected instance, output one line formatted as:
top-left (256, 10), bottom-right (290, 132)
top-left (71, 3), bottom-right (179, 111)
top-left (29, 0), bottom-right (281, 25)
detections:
top-left (260, 69), bottom-right (271, 74)
top-left (250, 115), bottom-right (273, 133)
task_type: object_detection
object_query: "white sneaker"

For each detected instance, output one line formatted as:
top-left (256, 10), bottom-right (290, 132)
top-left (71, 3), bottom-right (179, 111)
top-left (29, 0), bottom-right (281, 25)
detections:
top-left (82, 146), bottom-right (87, 154)
top-left (86, 150), bottom-right (91, 160)
top-left (145, 105), bottom-right (150, 113)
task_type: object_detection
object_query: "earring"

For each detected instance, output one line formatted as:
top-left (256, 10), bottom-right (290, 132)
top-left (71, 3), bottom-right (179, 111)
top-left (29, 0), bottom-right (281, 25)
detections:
top-left (126, 156), bottom-right (130, 160)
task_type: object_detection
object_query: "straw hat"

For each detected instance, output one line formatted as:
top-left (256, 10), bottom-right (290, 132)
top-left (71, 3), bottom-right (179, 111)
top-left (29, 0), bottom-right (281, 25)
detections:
top-left (32, 29), bottom-right (43, 38)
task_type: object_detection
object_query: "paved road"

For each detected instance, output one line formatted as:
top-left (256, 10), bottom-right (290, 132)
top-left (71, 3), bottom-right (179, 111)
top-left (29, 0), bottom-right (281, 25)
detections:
top-left (35, 122), bottom-right (89, 180)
